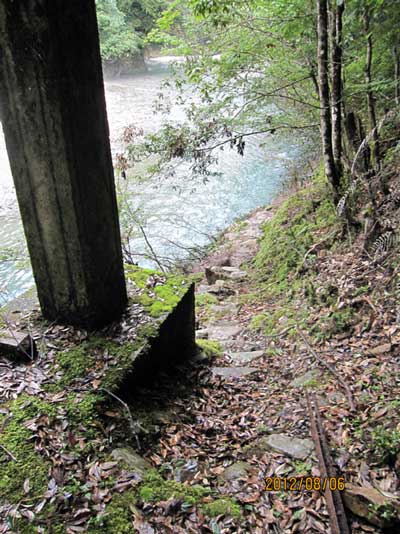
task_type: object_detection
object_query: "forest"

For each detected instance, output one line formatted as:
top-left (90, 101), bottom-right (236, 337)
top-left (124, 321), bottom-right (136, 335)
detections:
top-left (0, 0), bottom-right (400, 533)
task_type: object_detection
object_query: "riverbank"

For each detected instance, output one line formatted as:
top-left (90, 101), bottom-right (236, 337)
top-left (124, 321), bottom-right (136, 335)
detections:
top-left (1, 166), bottom-right (399, 532)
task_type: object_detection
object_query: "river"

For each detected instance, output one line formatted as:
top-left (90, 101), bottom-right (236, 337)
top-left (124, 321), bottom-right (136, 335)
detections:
top-left (0, 57), bottom-right (300, 305)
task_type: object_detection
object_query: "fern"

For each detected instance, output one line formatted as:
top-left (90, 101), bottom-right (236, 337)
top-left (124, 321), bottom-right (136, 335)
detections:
top-left (370, 231), bottom-right (399, 261)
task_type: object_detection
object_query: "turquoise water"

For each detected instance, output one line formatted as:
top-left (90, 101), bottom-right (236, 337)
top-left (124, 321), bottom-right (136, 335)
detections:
top-left (0, 58), bottom-right (300, 305)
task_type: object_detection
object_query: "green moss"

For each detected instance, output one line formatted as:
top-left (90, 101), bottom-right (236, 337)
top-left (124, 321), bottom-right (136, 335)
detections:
top-left (57, 344), bottom-right (96, 387)
top-left (0, 395), bottom-right (56, 503)
top-left (196, 339), bottom-right (222, 358)
top-left (88, 491), bottom-right (138, 533)
top-left (196, 293), bottom-right (218, 309)
top-left (125, 265), bottom-right (157, 288)
top-left (202, 498), bottom-right (242, 519)
top-left (311, 306), bottom-right (355, 341)
top-left (254, 170), bottom-right (338, 296)
top-left (126, 265), bottom-right (189, 318)
top-left (55, 336), bottom-right (148, 392)
top-left (64, 392), bottom-right (102, 437)
top-left (138, 470), bottom-right (209, 504)
top-left (250, 306), bottom-right (307, 337)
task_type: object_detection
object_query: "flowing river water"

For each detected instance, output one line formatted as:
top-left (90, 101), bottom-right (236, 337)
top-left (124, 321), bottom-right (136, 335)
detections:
top-left (0, 57), bottom-right (301, 305)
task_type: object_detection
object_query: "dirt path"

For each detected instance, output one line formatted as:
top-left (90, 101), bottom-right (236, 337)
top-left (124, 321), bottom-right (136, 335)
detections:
top-left (133, 206), bottom-right (335, 533)
top-left (137, 201), bottom-right (400, 533)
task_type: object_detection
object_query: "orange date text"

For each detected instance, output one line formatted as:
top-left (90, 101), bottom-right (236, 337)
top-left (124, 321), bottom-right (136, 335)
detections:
top-left (264, 476), bottom-right (345, 492)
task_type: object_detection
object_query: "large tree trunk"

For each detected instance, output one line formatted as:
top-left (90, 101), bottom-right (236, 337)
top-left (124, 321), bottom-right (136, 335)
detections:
top-left (331, 0), bottom-right (344, 173)
top-left (317, 0), bottom-right (340, 201)
top-left (363, 6), bottom-right (380, 166)
top-left (0, 0), bottom-right (127, 328)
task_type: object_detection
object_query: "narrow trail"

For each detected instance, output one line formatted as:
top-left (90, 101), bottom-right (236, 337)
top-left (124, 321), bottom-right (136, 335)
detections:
top-left (140, 206), bottom-right (337, 532)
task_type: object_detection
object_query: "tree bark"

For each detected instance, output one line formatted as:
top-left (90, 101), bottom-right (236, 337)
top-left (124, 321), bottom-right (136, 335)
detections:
top-left (317, 0), bottom-right (340, 201)
top-left (331, 0), bottom-right (344, 173)
top-left (0, 0), bottom-right (127, 328)
top-left (393, 45), bottom-right (400, 106)
top-left (363, 6), bottom-right (380, 166)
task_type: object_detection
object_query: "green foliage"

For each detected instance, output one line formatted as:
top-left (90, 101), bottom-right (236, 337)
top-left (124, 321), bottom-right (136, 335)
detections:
top-left (370, 426), bottom-right (400, 465)
top-left (368, 502), bottom-right (398, 524)
top-left (96, 0), bottom-right (144, 60)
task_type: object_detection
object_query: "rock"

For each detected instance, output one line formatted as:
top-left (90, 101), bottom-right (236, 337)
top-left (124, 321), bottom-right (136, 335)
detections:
top-left (229, 350), bottom-right (264, 365)
top-left (197, 281), bottom-right (236, 298)
top-left (222, 461), bottom-right (253, 482)
top-left (369, 343), bottom-right (392, 355)
top-left (265, 434), bottom-right (314, 459)
top-left (212, 366), bottom-right (256, 379)
top-left (205, 266), bottom-right (247, 285)
top-left (244, 434), bottom-right (314, 460)
top-left (290, 369), bottom-right (320, 388)
top-left (343, 484), bottom-right (400, 528)
top-left (196, 329), bottom-right (209, 339)
top-left (207, 321), bottom-right (241, 340)
top-left (111, 447), bottom-right (152, 476)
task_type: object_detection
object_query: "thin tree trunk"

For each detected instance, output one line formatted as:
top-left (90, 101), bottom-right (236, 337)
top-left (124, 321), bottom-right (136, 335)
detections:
top-left (363, 6), bottom-right (380, 166)
top-left (331, 0), bottom-right (344, 173)
top-left (393, 45), bottom-right (400, 105)
top-left (317, 0), bottom-right (340, 201)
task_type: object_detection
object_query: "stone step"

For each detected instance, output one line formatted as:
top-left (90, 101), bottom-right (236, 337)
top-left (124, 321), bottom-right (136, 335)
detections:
top-left (205, 266), bottom-right (247, 285)
top-left (212, 366), bottom-right (256, 379)
top-left (206, 321), bottom-right (242, 340)
top-left (228, 350), bottom-right (264, 366)
top-left (210, 302), bottom-right (239, 316)
top-left (243, 434), bottom-right (314, 460)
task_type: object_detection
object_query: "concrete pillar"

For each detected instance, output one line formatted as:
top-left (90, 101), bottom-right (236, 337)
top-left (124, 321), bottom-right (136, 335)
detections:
top-left (0, 0), bottom-right (127, 328)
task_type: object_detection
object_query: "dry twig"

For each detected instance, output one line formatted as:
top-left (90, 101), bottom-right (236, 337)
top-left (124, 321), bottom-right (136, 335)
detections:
top-left (296, 327), bottom-right (356, 411)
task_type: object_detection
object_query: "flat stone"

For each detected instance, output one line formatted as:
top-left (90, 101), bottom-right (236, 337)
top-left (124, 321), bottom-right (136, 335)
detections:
top-left (210, 302), bottom-right (239, 315)
top-left (222, 461), bottom-right (253, 482)
top-left (290, 369), bottom-right (320, 388)
top-left (197, 282), bottom-right (236, 298)
top-left (212, 366), bottom-right (256, 379)
top-left (111, 447), bottom-right (153, 476)
top-left (205, 266), bottom-right (247, 284)
top-left (264, 434), bottom-right (314, 460)
top-left (207, 321), bottom-right (241, 340)
top-left (196, 329), bottom-right (209, 339)
top-left (229, 350), bottom-right (264, 365)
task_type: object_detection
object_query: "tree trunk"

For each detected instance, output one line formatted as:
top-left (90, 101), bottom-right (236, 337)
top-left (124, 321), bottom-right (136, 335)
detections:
top-left (0, 0), bottom-right (127, 328)
top-left (363, 6), bottom-right (380, 166)
top-left (317, 0), bottom-right (340, 201)
top-left (393, 45), bottom-right (400, 105)
top-left (331, 0), bottom-right (344, 173)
